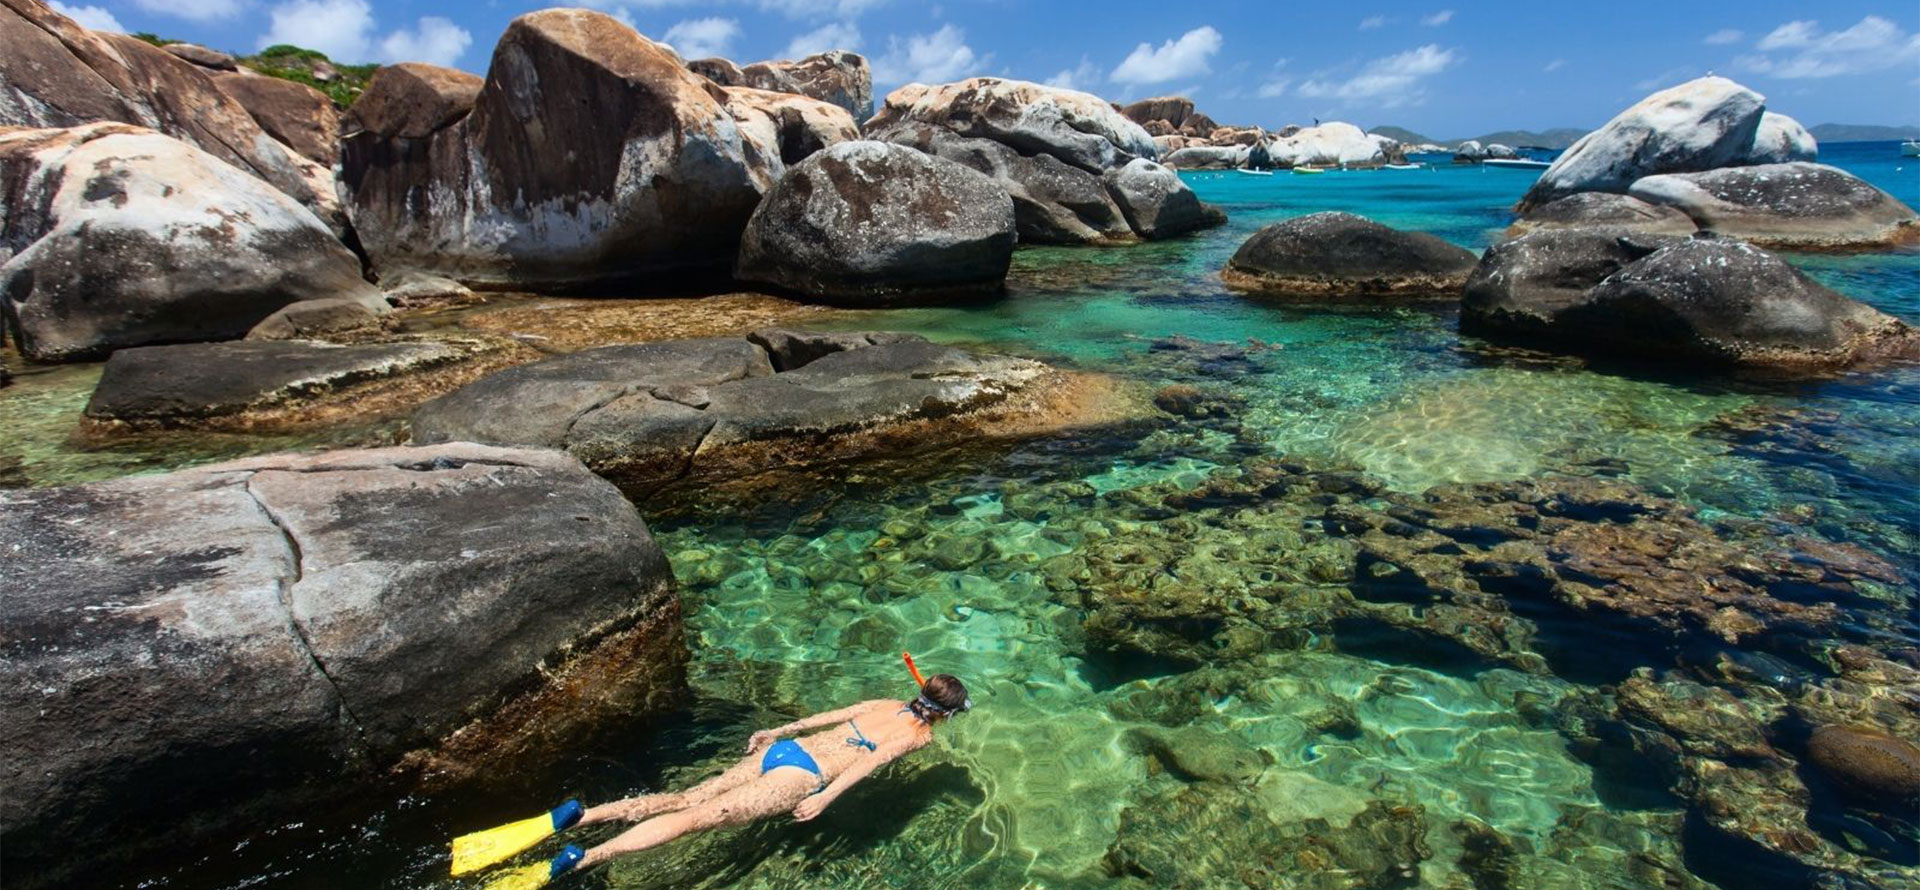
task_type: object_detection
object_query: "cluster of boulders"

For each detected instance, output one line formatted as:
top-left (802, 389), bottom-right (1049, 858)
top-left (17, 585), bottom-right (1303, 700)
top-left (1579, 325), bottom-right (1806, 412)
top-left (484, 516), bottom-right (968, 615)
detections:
top-left (1450, 140), bottom-right (1518, 164)
top-left (1161, 120), bottom-right (1407, 171)
top-left (1513, 77), bottom-right (1915, 250)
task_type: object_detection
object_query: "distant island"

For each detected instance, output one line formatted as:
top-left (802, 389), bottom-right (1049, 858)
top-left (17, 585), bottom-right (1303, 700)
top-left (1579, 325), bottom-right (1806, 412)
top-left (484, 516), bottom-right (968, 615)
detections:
top-left (1374, 122), bottom-right (1920, 149)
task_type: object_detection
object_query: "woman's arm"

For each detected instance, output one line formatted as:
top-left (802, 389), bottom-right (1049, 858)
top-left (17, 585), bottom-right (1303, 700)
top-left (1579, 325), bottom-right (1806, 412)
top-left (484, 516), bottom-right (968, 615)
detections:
top-left (791, 737), bottom-right (927, 821)
top-left (745, 701), bottom-right (892, 752)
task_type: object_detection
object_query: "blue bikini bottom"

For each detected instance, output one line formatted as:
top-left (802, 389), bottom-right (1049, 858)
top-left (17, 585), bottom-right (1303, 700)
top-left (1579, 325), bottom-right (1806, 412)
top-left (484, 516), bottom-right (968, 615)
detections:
top-left (761, 739), bottom-right (825, 792)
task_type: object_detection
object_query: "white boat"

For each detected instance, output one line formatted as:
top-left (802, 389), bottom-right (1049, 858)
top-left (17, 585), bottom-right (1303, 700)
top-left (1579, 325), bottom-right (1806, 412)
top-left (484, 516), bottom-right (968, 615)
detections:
top-left (1291, 165), bottom-right (1328, 175)
top-left (1384, 163), bottom-right (1424, 170)
top-left (1902, 140), bottom-right (1920, 157)
top-left (1484, 158), bottom-right (1551, 170)
top-left (1235, 168), bottom-right (1275, 176)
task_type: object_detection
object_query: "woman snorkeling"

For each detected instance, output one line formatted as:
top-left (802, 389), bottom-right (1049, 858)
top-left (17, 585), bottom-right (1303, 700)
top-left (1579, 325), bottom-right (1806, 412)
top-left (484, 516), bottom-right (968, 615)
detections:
top-left (454, 661), bottom-right (971, 888)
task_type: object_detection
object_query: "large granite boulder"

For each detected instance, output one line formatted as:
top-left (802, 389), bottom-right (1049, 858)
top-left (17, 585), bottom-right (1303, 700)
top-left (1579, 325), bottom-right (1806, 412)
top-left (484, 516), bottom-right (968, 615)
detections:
top-left (734, 141), bottom-right (1015, 305)
top-left (1223, 212), bottom-right (1479, 299)
top-left (412, 331), bottom-right (1097, 486)
top-left (210, 70), bottom-right (341, 165)
top-left (716, 86), bottom-right (859, 168)
top-left (1517, 77), bottom-right (1807, 211)
top-left (1508, 192), bottom-right (1699, 237)
top-left (339, 9), bottom-right (788, 290)
top-left (162, 43), bottom-right (237, 71)
top-left (341, 62), bottom-right (482, 139)
top-left (866, 78), bottom-right (1159, 175)
top-left (1560, 238), bottom-right (1919, 369)
top-left (885, 124), bottom-right (1133, 243)
top-left (0, 444), bottom-right (685, 889)
top-left (1626, 162), bottom-right (1918, 250)
top-left (1103, 158), bottom-right (1225, 238)
top-left (1265, 122), bottom-right (1388, 168)
top-left (691, 50), bottom-right (873, 120)
top-left (1484, 142), bottom-right (1519, 160)
top-left (1461, 229), bottom-right (1683, 341)
top-left (83, 339), bottom-right (483, 424)
top-left (1748, 111), bottom-right (1817, 164)
top-left (0, 0), bottom-right (342, 227)
top-left (1120, 96), bottom-right (1196, 129)
top-left (1162, 144), bottom-right (1249, 170)
top-left (1453, 139), bottom-right (1487, 164)
top-left (0, 124), bottom-right (384, 362)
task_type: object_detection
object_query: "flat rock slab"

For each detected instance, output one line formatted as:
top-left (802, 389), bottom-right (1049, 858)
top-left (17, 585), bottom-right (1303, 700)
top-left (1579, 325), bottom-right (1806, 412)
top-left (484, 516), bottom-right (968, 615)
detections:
top-left (84, 339), bottom-right (484, 423)
top-left (0, 443), bottom-right (682, 888)
top-left (412, 329), bottom-right (1065, 486)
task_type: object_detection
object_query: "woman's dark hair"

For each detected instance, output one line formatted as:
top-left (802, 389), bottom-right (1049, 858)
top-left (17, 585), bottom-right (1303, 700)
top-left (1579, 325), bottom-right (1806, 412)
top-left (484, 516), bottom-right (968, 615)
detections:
top-left (908, 674), bottom-right (970, 721)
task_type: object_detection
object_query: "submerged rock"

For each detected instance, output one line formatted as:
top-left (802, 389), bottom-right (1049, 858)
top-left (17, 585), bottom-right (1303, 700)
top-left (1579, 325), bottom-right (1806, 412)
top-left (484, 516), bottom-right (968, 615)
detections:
top-left (0, 123), bottom-right (383, 362)
top-left (1626, 162), bottom-right (1919, 250)
top-left (412, 330), bottom-right (1117, 487)
top-left (0, 444), bottom-right (685, 890)
top-left (1806, 725), bottom-right (1920, 809)
top-left (734, 141), bottom-right (1016, 305)
top-left (1507, 192), bottom-right (1698, 237)
top-left (0, 0), bottom-right (342, 225)
top-left (1223, 212), bottom-right (1479, 299)
top-left (339, 9), bottom-right (792, 290)
top-left (1104, 787), bottom-right (1428, 889)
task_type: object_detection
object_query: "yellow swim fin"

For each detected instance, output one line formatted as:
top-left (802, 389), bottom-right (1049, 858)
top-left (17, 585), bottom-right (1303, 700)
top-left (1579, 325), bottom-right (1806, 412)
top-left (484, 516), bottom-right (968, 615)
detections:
top-left (450, 801), bottom-right (584, 876)
top-left (476, 845), bottom-right (586, 890)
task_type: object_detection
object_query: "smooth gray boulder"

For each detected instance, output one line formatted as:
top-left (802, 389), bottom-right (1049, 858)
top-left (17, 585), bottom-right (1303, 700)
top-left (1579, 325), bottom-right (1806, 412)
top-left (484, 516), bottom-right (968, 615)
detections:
top-left (1453, 139), bottom-right (1486, 164)
top-left (1627, 162), bottom-right (1918, 250)
top-left (1102, 158), bottom-right (1226, 238)
top-left (1162, 145), bottom-right (1249, 170)
top-left (1748, 111), bottom-right (1817, 164)
top-left (412, 331), bottom-right (1065, 485)
top-left (1508, 192), bottom-right (1699, 237)
top-left (734, 141), bottom-right (1016, 305)
top-left (1223, 212), bottom-right (1479, 299)
top-left (0, 444), bottom-right (684, 889)
top-left (1462, 229), bottom-right (1683, 341)
top-left (882, 124), bottom-right (1133, 244)
top-left (1, 123), bottom-right (384, 362)
top-left (1564, 238), bottom-right (1919, 369)
top-left (866, 78), bottom-right (1159, 175)
top-left (1517, 76), bottom-right (1793, 211)
top-left (84, 339), bottom-right (479, 423)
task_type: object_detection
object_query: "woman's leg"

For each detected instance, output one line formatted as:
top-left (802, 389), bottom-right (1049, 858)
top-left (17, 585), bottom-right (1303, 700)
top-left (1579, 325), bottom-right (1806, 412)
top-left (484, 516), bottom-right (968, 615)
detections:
top-left (579, 769), bottom-right (817, 867)
top-left (581, 754), bottom-right (769, 825)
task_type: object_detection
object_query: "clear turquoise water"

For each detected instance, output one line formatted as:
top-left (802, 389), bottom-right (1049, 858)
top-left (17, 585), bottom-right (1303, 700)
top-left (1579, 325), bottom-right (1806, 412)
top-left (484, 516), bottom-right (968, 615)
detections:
top-left (29, 145), bottom-right (1920, 890)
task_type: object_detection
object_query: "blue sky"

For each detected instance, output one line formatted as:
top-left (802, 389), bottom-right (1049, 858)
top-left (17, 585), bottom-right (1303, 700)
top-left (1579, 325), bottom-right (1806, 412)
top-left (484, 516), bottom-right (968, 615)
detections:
top-left (49, 0), bottom-right (1920, 136)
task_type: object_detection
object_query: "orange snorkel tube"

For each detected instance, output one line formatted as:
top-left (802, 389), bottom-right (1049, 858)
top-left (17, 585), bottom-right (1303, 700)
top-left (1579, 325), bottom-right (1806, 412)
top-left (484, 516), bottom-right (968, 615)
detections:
top-left (903, 651), bottom-right (927, 688)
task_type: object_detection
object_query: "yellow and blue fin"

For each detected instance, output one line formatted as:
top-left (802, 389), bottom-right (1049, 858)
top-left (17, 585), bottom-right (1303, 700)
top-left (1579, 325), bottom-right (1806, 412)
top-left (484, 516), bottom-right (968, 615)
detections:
top-left (450, 801), bottom-right (583, 877)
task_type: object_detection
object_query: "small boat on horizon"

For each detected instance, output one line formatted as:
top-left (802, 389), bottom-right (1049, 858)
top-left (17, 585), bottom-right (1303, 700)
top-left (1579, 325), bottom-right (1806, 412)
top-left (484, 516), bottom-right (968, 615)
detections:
top-left (1484, 158), bottom-right (1552, 170)
top-left (1384, 163), bottom-right (1424, 170)
top-left (1291, 166), bottom-right (1328, 175)
top-left (1902, 140), bottom-right (1920, 157)
top-left (1235, 168), bottom-right (1275, 176)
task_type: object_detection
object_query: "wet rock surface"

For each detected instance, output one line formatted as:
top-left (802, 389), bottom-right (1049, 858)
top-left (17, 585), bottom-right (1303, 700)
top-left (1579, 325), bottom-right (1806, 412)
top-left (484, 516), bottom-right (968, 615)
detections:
top-left (1461, 229), bottom-right (1684, 341)
top-left (83, 339), bottom-right (491, 425)
top-left (0, 444), bottom-right (685, 890)
top-left (1, 123), bottom-right (383, 362)
top-left (1627, 162), bottom-right (1919, 250)
top-left (412, 330), bottom-right (1112, 487)
top-left (1224, 212), bottom-right (1480, 299)
top-left (734, 141), bottom-right (1016, 305)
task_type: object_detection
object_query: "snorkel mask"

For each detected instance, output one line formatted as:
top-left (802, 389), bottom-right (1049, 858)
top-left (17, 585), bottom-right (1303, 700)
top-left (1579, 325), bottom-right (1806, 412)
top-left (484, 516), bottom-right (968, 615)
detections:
top-left (903, 652), bottom-right (972, 715)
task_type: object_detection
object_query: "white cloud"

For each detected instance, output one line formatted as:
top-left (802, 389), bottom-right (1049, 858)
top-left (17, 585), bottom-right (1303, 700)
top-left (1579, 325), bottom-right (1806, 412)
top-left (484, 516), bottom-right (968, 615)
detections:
top-left (872, 25), bottom-right (985, 85)
top-left (1296, 44), bottom-right (1458, 107)
top-left (1359, 15), bottom-right (1387, 30)
top-left (1422, 10), bottom-right (1454, 26)
top-left (1543, 58), bottom-right (1566, 72)
top-left (259, 0), bottom-right (475, 66)
top-left (1742, 16), bottom-right (1920, 78)
top-left (258, 0), bottom-right (374, 60)
top-left (49, 1), bottom-right (122, 31)
top-left (783, 21), bottom-right (860, 57)
top-left (1703, 28), bottom-right (1744, 45)
top-left (663, 17), bottom-right (742, 60)
top-left (1045, 56), bottom-right (1102, 91)
top-left (379, 16), bottom-right (471, 67)
top-left (1256, 77), bottom-right (1291, 98)
top-left (1110, 26), bottom-right (1222, 85)
top-left (130, 0), bottom-right (242, 24)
